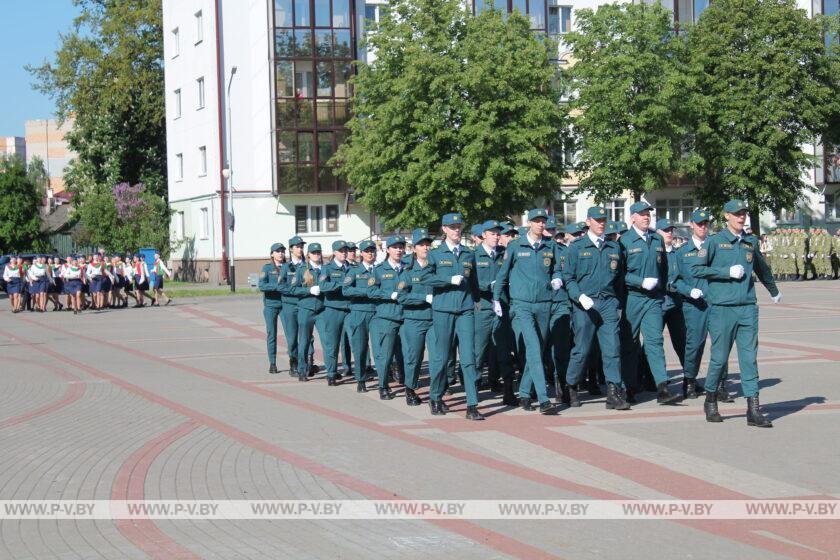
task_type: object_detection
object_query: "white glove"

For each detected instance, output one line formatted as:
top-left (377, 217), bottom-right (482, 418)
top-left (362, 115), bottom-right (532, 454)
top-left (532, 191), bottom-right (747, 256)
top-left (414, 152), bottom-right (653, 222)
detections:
top-left (425, 294), bottom-right (433, 304)
top-left (309, 285), bottom-right (321, 296)
top-left (390, 291), bottom-right (398, 301)
top-left (772, 293), bottom-right (782, 304)
top-left (690, 288), bottom-right (704, 300)
top-left (550, 278), bottom-right (563, 290)
top-left (641, 278), bottom-right (659, 290)
top-left (729, 265), bottom-right (745, 279)
top-left (451, 275), bottom-right (463, 286)
top-left (492, 300), bottom-right (503, 317)
top-left (578, 294), bottom-right (594, 310)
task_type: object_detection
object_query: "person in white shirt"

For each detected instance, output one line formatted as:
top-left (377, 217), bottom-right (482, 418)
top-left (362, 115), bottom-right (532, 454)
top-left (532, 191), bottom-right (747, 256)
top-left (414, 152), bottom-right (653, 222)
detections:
top-left (3, 256), bottom-right (24, 313)
top-left (26, 255), bottom-right (50, 312)
top-left (60, 255), bottom-right (85, 314)
top-left (149, 251), bottom-right (173, 306)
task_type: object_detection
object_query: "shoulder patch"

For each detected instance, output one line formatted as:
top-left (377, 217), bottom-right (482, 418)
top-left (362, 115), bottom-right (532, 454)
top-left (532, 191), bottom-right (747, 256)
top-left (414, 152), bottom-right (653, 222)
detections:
top-left (698, 248), bottom-right (707, 257)
top-left (319, 274), bottom-right (327, 282)
top-left (367, 277), bottom-right (376, 286)
top-left (344, 275), bottom-right (353, 285)
top-left (397, 281), bottom-right (406, 290)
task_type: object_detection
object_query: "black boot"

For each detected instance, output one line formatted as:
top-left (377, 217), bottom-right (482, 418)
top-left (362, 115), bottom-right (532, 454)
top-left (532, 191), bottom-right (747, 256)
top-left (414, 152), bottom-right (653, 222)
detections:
top-left (288, 358), bottom-right (298, 377)
top-left (356, 380), bottom-right (368, 393)
top-left (538, 401), bottom-right (556, 415)
top-left (519, 397), bottom-right (534, 411)
top-left (309, 363), bottom-right (318, 377)
top-left (268, 364), bottom-right (278, 375)
top-left (704, 392), bottom-right (723, 423)
top-left (716, 379), bottom-right (734, 403)
top-left (558, 384), bottom-right (571, 406)
top-left (439, 400), bottom-right (450, 413)
top-left (405, 388), bottom-right (422, 406)
top-left (746, 396), bottom-right (773, 427)
top-left (682, 378), bottom-right (698, 399)
top-left (379, 386), bottom-right (395, 400)
top-left (502, 379), bottom-right (518, 407)
top-left (298, 372), bottom-right (308, 382)
top-left (567, 385), bottom-right (581, 407)
top-left (656, 382), bottom-right (681, 405)
top-left (623, 386), bottom-right (637, 404)
top-left (327, 377), bottom-right (337, 386)
top-left (334, 372), bottom-right (343, 381)
top-left (605, 382), bottom-right (631, 410)
top-left (429, 400), bottom-right (445, 416)
top-left (465, 405), bottom-right (485, 421)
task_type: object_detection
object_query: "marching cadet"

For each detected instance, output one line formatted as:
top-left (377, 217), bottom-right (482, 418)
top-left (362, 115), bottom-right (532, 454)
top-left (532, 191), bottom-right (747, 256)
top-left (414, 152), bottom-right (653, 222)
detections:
top-left (493, 208), bottom-right (561, 415)
top-left (562, 206), bottom-right (629, 410)
top-left (61, 255), bottom-right (85, 314)
top-left (474, 220), bottom-right (517, 406)
top-left (149, 252), bottom-right (173, 306)
top-left (657, 219), bottom-right (687, 371)
top-left (27, 255), bottom-right (50, 313)
top-left (318, 241), bottom-right (351, 385)
top-left (342, 240), bottom-right (378, 392)
top-left (691, 199), bottom-right (781, 427)
top-left (368, 236), bottom-right (407, 400)
top-left (549, 221), bottom-right (573, 404)
top-left (422, 212), bottom-right (484, 420)
top-left (397, 228), bottom-right (436, 406)
top-left (620, 202), bottom-right (681, 404)
top-left (131, 254), bottom-right (149, 307)
top-left (279, 237), bottom-right (306, 375)
top-left (341, 241), bottom-right (358, 374)
top-left (4, 256), bottom-right (23, 313)
top-left (290, 243), bottom-right (326, 382)
top-left (259, 242), bottom-right (286, 374)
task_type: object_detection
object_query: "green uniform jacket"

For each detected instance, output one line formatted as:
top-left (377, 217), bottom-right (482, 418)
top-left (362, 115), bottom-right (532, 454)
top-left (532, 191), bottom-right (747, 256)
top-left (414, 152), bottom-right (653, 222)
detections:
top-left (663, 249), bottom-right (682, 311)
top-left (620, 228), bottom-right (667, 299)
top-left (422, 243), bottom-right (478, 313)
top-left (319, 260), bottom-right (350, 310)
top-left (474, 244), bottom-right (505, 310)
top-left (369, 260), bottom-right (404, 322)
top-left (397, 258), bottom-right (433, 320)
top-left (690, 229), bottom-right (779, 305)
top-left (561, 235), bottom-right (624, 302)
top-left (290, 263), bottom-right (325, 312)
top-left (492, 234), bottom-right (562, 303)
top-left (672, 239), bottom-right (709, 298)
top-left (278, 259), bottom-right (304, 306)
top-left (258, 262), bottom-right (283, 306)
top-left (342, 263), bottom-right (376, 312)
top-left (552, 242), bottom-right (571, 306)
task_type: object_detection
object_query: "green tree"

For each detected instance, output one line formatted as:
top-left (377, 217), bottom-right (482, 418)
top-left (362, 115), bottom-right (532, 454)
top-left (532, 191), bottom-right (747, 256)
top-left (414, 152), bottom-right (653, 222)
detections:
top-left (28, 0), bottom-right (166, 198)
top-left (333, 0), bottom-right (565, 229)
top-left (564, 3), bottom-right (695, 203)
top-left (26, 156), bottom-right (50, 199)
top-left (688, 0), bottom-right (840, 232)
top-left (0, 157), bottom-right (47, 253)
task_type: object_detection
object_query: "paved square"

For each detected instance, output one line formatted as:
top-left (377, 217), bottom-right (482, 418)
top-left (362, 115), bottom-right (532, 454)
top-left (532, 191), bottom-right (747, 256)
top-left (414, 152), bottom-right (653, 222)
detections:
top-left (1, 282), bottom-right (838, 559)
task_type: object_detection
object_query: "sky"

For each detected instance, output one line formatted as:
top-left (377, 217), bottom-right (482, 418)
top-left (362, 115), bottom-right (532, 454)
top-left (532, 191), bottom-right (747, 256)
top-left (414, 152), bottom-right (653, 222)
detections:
top-left (0, 2), bottom-right (82, 137)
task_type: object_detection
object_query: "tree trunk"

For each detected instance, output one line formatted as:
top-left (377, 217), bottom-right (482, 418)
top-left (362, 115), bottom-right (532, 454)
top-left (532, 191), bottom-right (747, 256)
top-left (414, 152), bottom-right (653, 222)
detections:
top-left (748, 207), bottom-right (762, 237)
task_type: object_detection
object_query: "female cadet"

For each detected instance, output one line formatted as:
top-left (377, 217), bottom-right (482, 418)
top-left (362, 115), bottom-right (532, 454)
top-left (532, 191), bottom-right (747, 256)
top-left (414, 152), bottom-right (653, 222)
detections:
top-left (132, 254), bottom-right (149, 307)
top-left (396, 229), bottom-right (436, 406)
top-left (368, 236), bottom-right (406, 400)
top-left (318, 240), bottom-right (351, 386)
top-left (290, 243), bottom-right (326, 382)
top-left (149, 251), bottom-right (173, 306)
top-left (47, 257), bottom-right (63, 311)
top-left (278, 237), bottom-right (308, 376)
top-left (259, 242), bottom-right (286, 374)
top-left (86, 253), bottom-right (108, 310)
top-left (3, 256), bottom-right (23, 313)
top-left (61, 255), bottom-right (85, 314)
top-left (342, 240), bottom-right (378, 392)
top-left (27, 255), bottom-right (50, 312)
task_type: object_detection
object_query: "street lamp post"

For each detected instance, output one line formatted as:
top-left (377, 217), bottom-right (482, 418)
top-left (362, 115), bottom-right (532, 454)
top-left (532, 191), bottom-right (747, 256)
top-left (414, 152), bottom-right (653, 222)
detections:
top-left (224, 66), bottom-right (237, 292)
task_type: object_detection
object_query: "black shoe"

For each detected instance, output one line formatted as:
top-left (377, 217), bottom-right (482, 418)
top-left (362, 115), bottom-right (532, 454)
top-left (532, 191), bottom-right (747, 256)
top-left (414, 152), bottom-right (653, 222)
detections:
top-left (405, 388), bottom-right (422, 406)
top-left (289, 358), bottom-right (298, 376)
top-left (558, 384), bottom-right (571, 406)
top-left (538, 401), bottom-right (556, 415)
top-left (269, 364), bottom-right (278, 375)
top-left (309, 364), bottom-right (318, 377)
top-left (519, 397), bottom-right (534, 411)
top-left (465, 405), bottom-right (485, 421)
top-left (298, 372), bottom-right (308, 382)
top-left (746, 395), bottom-right (773, 427)
top-left (716, 380), bottom-right (734, 403)
top-left (623, 387), bottom-right (637, 404)
top-left (587, 381), bottom-right (602, 396)
top-left (365, 366), bottom-right (376, 381)
top-left (656, 382), bottom-right (681, 405)
top-left (439, 400), bottom-right (450, 413)
top-left (334, 372), bottom-right (343, 381)
top-left (430, 400), bottom-right (445, 416)
top-left (567, 385), bottom-right (581, 407)
top-left (327, 377), bottom-right (337, 386)
top-left (682, 378), bottom-right (698, 399)
top-left (606, 382), bottom-right (631, 410)
top-left (379, 387), bottom-right (395, 400)
top-left (356, 380), bottom-right (368, 393)
top-left (704, 392), bottom-right (723, 423)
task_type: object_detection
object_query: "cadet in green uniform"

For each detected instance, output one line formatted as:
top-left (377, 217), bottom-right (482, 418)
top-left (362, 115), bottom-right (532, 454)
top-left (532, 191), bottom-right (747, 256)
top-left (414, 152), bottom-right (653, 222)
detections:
top-left (547, 219), bottom-right (573, 403)
top-left (474, 220), bottom-right (516, 406)
top-left (397, 229), bottom-right (435, 406)
top-left (343, 240), bottom-right (378, 392)
top-left (620, 202), bottom-right (681, 404)
top-left (290, 243), bottom-right (326, 382)
top-left (318, 240), bottom-right (351, 385)
top-left (562, 207), bottom-right (629, 410)
top-left (341, 242), bottom-right (358, 374)
top-left (691, 199), bottom-right (781, 427)
top-left (496, 221), bottom-right (522, 387)
top-left (423, 212), bottom-right (484, 420)
top-left (493, 208), bottom-right (560, 414)
top-left (657, 218), bottom-right (687, 370)
top-left (259, 243), bottom-right (286, 374)
top-left (369, 236), bottom-right (406, 400)
top-left (279, 237), bottom-right (306, 375)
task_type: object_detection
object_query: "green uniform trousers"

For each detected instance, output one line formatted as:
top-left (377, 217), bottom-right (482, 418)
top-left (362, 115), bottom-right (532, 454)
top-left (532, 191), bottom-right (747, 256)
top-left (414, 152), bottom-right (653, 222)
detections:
top-left (347, 310), bottom-right (374, 382)
top-left (263, 304), bottom-right (282, 366)
top-left (371, 317), bottom-right (402, 389)
top-left (548, 302), bottom-right (572, 389)
top-left (663, 307), bottom-right (686, 369)
top-left (400, 318), bottom-right (433, 390)
top-left (474, 308), bottom-right (514, 384)
top-left (682, 300), bottom-right (710, 379)
top-left (567, 297), bottom-right (623, 386)
top-left (430, 310), bottom-right (480, 405)
top-left (280, 304), bottom-right (300, 361)
top-left (321, 307), bottom-right (349, 379)
top-left (706, 304), bottom-right (760, 397)
top-left (625, 294), bottom-right (669, 385)
top-left (510, 301), bottom-right (550, 402)
top-left (296, 307), bottom-right (325, 376)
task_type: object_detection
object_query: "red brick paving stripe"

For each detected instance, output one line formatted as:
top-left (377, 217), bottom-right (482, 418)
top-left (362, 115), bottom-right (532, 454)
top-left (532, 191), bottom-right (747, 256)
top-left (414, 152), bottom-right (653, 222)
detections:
top-left (0, 368), bottom-right (86, 430)
top-left (111, 421), bottom-right (201, 560)
top-left (2, 327), bottom-right (565, 560)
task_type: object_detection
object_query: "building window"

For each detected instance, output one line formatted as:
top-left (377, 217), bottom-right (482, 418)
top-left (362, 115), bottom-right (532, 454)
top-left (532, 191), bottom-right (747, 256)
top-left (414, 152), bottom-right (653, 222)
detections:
top-left (175, 211), bottom-right (185, 239)
top-left (554, 198), bottom-right (577, 225)
top-left (605, 199), bottom-right (626, 222)
top-left (826, 143), bottom-right (840, 183)
top-left (776, 208), bottom-right (800, 224)
top-left (197, 77), bottom-right (205, 109)
top-left (549, 4), bottom-right (572, 35)
top-left (200, 207), bottom-right (209, 239)
top-left (825, 193), bottom-right (840, 221)
top-left (172, 27), bottom-right (180, 57)
top-left (195, 10), bottom-right (203, 44)
top-left (656, 198), bottom-right (695, 225)
top-left (174, 89), bottom-right (182, 119)
top-left (294, 204), bottom-right (340, 233)
top-left (198, 146), bottom-right (207, 176)
top-left (175, 153), bottom-right (184, 181)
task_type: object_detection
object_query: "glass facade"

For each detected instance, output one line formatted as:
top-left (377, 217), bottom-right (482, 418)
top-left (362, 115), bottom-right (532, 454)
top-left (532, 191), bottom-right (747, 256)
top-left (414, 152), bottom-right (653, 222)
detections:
top-left (473, 0), bottom-right (549, 32)
top-left (274, 0), bottom-right (354, 193)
